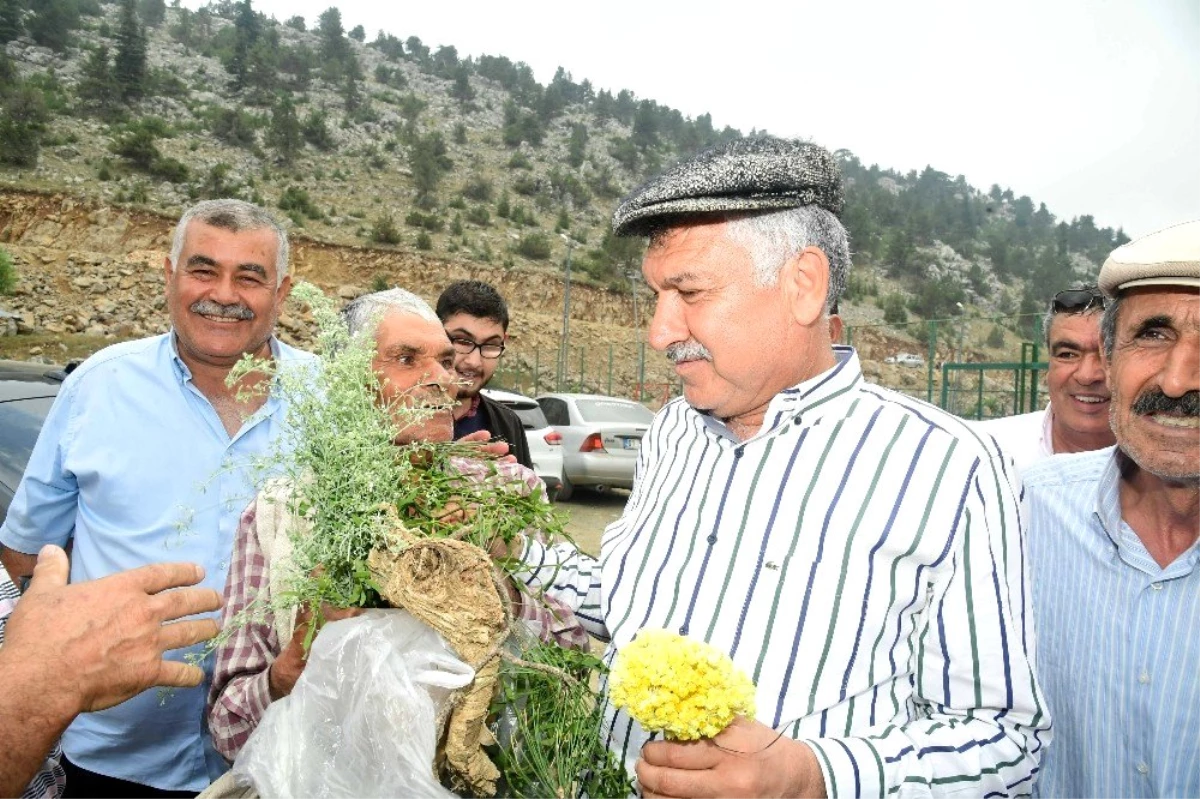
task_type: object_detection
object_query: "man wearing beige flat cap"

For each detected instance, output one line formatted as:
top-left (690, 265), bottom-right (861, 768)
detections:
top-left (1023, 219), bottom-right (1199, 797)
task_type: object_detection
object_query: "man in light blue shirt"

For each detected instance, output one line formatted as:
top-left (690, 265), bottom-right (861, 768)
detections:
top-left (1026, 220), bottom-right (1199, 797)
top-left (0, 199), bottom-right (312, 796)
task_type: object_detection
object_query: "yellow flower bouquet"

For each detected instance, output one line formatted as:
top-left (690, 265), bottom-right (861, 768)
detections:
top-left (609, 628), bottom-right (757, 741)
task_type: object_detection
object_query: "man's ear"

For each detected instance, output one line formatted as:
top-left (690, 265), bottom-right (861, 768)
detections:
top-left (780, 246), bottom-right (830, 327)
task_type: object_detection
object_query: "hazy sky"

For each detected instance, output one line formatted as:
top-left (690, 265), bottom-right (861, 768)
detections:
top-left (227, 0), bottom-right (1199, 238)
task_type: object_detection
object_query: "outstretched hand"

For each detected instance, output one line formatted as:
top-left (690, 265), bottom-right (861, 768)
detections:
top-left (3, 545), bottom-right (223, 714)
top-left (458, 429), bottom-right (517, 463)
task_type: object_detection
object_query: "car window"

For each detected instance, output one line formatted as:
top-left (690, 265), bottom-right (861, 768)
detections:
top-left (576, 399), bottom-right (654, 424)
top-left (538, 398), bottom-right (570, 426)
top-left (0, 397), bottom-right (54, 492)
top-left (510, 405), bottom-right (550, 430)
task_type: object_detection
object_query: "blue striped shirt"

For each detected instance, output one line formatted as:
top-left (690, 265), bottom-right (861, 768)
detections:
top-left (1025, 448), bottom-right (1200, 798)
top-left (521, 347), bottom-right (1049, 797)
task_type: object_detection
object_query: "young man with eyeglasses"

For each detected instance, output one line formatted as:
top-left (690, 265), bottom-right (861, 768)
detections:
top-left (435, 280), bottom-right (533, 470)
top-left (978, 286), bottom-right (1115, 472)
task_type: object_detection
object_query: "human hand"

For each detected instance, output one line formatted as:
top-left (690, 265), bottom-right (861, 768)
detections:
top-left (3, 545), bottom-right (223, 715)
top-left (458, 429), bottom-right (516, 463)
top-left (268, 602), bottom-right (365, 699)
top-left (637, 717), bottom-right (827, 798)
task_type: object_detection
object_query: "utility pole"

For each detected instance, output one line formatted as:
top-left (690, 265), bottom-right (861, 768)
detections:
top-left (556, 239), bottom-right (573, 390)
top-left (627, 269), bottom-right (643, 400)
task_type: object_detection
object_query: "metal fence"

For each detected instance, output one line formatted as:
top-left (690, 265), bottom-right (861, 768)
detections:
top-left (492, 311), bottom-right (1053, 421)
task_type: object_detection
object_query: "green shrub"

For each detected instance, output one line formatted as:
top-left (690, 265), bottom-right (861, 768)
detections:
top-left (986, 325), bottom-right (1007, 349)
top-left (515, 233), bottom-right (551, 260)
top-left (370, 213), bottom-right (401, 244)
top-left (415, 231), bottom-right (432, 250)
top-left (465, 205), bottom-right (490, 227)
top-left (461, 176), bottom-right (493, 202)
top-left (279, 185), bottom-right (322, 219)
top-left (0, 247), bottom-right (17, 294)
top-left (880, 293), bottom-right (908, 325)
top-left (404, 210), bottom-right (444, 232)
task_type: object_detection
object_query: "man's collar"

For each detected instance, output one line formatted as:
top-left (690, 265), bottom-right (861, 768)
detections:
top-left (700, 346), bottom-right (862, 442)
top-left (462, 394), bottom-right (482, 418)
top-left (168, 331), bottom-right (282, 383)
top-left (1093, 447), bottom-right (1200, 577)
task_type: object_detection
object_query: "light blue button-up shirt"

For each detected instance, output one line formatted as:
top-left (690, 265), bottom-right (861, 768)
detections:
top-left (0, 332), bottom-right (313, 792)
top-left (1025, 447), bottom-right (1200, 798)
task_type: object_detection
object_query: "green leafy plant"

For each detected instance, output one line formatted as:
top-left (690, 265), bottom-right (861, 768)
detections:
top-left (202, 283), bottom-right (628, 797)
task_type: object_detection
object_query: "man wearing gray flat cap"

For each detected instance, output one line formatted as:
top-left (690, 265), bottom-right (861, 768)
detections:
top-left (1023, 220), bottom-right (1199, 798)
top-left (514, 136), bottom-right (1048, 797)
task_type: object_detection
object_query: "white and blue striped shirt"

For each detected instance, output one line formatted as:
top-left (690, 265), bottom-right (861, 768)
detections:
top-left (521, 348), bottom-right (1049, 797)
top-left (1025, 447), bottom-right (1200, 798)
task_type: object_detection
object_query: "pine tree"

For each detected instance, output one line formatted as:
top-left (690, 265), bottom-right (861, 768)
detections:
top-left (77, 45), bottom-right (121, 117)
top-left (227, 0), bottom-right (260, 91)
top-left (140, 0), bottom-right (166, 27)
top-left (0, 85), bottom-right (49, 167)
top-left (27, 0), bottom-right (79, 51)
top-left (114, 0), bottom-right (148, 102)
top-left (0, 0), bottom-right (22, 44)
top-left (267, 95), bottom-right (302, 163)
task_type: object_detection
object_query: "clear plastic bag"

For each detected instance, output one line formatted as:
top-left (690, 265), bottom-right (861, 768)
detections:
top-left (231, 609), bottom-right (474, 798)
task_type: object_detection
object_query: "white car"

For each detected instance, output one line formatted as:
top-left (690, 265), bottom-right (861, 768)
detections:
top-left (536, 393), bottom-right (655, 501)
top-left (481, 388), bottom-right (565, 501)
top-left (885, 353), bottom-right (925, 368)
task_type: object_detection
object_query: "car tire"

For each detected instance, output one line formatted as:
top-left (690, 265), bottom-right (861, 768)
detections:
top-left (556, 474), bottom-right (575, 502)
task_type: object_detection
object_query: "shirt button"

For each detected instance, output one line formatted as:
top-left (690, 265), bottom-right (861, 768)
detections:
top-left (706, 534), bottom-right (718, 545)
top-left (1138, 671), bottom-right (1150, 685)
top-left (1150, 582), bottom-right (1164, 591)
top-left (678, 625), bottom-right (689, 636)
top-left (733, 448), bottom-right (744, 459)
top-left (1136, 762), bottom-right (1149, 775)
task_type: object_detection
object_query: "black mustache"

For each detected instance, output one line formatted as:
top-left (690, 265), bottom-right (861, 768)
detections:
top-left (191, 300), bottom-right (255, 320)
top-left (1132, 389), bottom-right (1200, 417)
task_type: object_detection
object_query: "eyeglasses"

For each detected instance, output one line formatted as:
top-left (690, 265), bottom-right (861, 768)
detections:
top-left (1052, 287), bottom-right (1106, 314)
top-left (450, 337), bottom-right (505, 359)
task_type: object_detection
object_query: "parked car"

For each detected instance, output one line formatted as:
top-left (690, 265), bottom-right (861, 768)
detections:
top-left (885, 352), bottom-right (925, 368)
top-left (0, 360), bottom-right (72, 526)
top-left (535, 393), bottom-right (654, 501)
top-left (481, 388), bottom-right (564, 501)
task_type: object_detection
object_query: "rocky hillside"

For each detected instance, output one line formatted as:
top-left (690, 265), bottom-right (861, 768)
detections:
top-left (0, 188), bottom-right (682, 398)
top-left (0, 0), bottom-right (1129, 408)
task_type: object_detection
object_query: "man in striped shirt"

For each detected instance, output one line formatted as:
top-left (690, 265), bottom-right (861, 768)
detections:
top-left (517, 137), bottom-right (1049, 797)
top-left (1024, 221), bottom-right (1199, 797)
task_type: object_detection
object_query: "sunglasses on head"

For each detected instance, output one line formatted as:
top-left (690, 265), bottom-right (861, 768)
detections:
top-left (1052, 287), bottom-right (1106, 313)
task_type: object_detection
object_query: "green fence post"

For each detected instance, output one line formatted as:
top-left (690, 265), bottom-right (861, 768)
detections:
top-left (845, 324), bottom-right (853, 348)
top-left (926, 319), bottom-right (938, 404)
top-left (976, 369), bottom-right (985, 420)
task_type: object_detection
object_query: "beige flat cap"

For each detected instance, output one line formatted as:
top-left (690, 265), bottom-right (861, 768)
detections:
top-left (1099, 219), bottom-right (1200, 297)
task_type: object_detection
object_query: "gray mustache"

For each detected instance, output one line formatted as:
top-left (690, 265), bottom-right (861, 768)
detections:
top-left (1132, 389), bottom-right (1199, 417)
top-left (191, 300), bottom-right (255, 321)
top-left (666, 340), bottom-right (712, 364)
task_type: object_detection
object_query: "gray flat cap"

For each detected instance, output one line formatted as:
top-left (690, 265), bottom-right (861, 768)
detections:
top-left (612, 136), bottom-right (844, 237)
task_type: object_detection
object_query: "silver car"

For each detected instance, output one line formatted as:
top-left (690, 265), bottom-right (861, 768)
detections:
top-left (481, 388), bottom-right (565, 501)
top-left (535, 393), bottom-right (654, 501)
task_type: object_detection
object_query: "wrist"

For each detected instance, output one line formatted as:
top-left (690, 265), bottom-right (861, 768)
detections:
top-left (0, 646), bottom-right (80, 731)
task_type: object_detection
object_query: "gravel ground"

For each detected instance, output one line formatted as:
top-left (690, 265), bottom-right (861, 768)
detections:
top-left (559, 488), bottom-right (630, 555)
